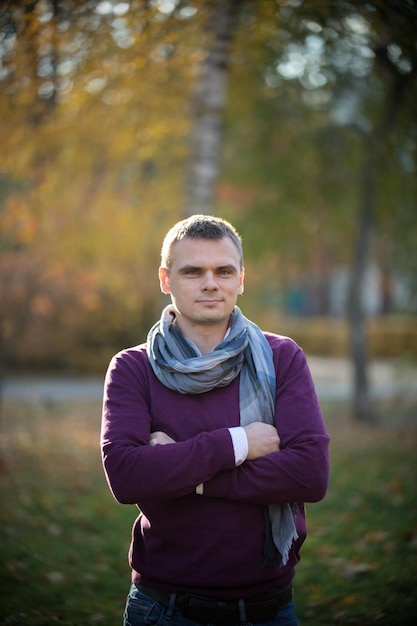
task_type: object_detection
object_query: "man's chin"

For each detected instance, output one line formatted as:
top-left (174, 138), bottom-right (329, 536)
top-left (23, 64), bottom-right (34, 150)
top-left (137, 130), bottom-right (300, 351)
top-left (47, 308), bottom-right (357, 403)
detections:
top-left (196, 311), bottom-right (231, 325)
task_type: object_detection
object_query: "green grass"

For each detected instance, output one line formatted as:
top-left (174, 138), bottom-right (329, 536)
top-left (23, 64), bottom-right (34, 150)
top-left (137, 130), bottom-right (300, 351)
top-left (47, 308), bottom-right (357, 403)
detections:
top-left (296, 401), bottom-right (417, 625)
top-left (0, 397), bottom-right (416, 625)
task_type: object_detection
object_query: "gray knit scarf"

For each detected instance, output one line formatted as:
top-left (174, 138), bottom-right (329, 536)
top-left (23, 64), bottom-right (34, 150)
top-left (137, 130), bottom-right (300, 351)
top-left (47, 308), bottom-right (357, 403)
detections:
top-left (147, 304), bottom-right (298, 566)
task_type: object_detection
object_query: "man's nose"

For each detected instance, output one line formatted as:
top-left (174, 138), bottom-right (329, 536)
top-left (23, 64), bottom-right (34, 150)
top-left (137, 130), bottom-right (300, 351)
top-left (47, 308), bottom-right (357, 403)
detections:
top-left (202, 272), bottom-right (218, 290)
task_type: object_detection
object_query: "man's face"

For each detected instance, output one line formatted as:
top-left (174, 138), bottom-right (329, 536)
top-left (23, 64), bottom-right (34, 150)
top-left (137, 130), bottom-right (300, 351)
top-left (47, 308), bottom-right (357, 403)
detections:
top-left (159, 236), bottom-right (244, 334)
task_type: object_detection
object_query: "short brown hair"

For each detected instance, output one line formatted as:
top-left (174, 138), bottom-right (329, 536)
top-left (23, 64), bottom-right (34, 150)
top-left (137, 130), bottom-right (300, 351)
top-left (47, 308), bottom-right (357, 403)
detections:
top-left (161, 214), bottom-right (244, 270)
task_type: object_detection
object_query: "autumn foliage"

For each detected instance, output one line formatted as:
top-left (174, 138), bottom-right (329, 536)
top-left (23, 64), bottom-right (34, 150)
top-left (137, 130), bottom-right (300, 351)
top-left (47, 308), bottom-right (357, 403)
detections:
top-left (1, 1), bottom-right (416, 372)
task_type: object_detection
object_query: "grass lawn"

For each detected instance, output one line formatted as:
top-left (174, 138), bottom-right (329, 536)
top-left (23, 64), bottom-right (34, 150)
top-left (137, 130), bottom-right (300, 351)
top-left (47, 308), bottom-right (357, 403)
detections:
top-left (0, 394), bottom-right (416, 625)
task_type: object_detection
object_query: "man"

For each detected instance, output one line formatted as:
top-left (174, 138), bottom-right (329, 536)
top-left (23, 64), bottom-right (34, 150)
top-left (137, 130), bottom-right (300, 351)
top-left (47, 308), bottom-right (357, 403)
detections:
top-left (101, 214), bottom-right (330, 626)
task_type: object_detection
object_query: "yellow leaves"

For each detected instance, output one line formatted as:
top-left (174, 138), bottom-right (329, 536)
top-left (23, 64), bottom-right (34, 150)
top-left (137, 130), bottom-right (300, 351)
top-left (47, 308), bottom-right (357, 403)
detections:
top-left (0, 1), bottom-right (225, 368)
top-left (340, 595), bottom-right (357, 606)
top-left (0, 193), bottom-right (38, 247)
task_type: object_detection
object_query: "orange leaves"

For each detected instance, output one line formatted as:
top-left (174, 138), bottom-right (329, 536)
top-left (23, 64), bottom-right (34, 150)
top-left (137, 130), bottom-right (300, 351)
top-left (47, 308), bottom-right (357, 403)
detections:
top-left (1, 193), bottom-right (38, 247)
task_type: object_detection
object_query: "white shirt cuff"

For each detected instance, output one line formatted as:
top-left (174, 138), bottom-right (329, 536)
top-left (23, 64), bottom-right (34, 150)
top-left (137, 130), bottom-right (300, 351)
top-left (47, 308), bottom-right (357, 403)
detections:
top-left (196, 427), bottom-right (248, 495)
top-left (228, 426), bottom-right (248, 466)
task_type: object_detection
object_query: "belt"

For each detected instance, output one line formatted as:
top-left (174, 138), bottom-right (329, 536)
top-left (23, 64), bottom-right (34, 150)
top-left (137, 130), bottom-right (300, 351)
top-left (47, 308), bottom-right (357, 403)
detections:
top-left (136, 584), bottom-right (293, 624)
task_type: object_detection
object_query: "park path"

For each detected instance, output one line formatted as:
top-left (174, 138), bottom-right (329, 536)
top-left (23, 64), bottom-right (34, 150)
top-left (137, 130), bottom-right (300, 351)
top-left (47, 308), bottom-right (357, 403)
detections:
top-left (2, 357), bottom-right (416, 403)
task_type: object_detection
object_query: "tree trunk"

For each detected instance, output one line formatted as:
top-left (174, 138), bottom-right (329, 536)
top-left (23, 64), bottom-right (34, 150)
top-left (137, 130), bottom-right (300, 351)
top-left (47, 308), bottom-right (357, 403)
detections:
top-left (185, 0), bottom-right (239, 215)
top-left (348, 154), bottom-right (375, 423)
top-left (347, 1), bottom-right (417, 423)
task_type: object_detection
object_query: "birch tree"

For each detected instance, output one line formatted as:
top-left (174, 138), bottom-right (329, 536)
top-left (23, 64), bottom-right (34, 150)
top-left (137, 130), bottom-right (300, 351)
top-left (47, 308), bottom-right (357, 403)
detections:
top-left (185, 0), bottom-right (240, 215)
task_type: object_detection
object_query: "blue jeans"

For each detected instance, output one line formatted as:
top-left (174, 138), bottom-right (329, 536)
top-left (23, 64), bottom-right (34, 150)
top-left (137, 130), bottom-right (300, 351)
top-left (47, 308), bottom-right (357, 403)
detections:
top-left (123, 584), bottom-right (299, 626)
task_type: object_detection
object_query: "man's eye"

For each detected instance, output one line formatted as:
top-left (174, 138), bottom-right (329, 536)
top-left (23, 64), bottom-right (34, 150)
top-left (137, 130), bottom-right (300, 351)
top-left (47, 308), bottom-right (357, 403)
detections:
top-left (185, 269), bottom-right (199, 276)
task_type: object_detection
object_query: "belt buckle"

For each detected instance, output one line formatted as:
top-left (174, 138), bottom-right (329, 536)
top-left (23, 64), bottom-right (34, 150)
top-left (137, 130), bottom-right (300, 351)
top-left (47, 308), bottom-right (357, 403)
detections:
top-left (246, 598), bottom-right (282, 622)
top-left (182, 595), bottom-right (238, 624)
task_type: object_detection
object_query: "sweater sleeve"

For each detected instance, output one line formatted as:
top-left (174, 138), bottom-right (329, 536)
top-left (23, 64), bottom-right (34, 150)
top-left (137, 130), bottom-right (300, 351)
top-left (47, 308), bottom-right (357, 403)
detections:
top-left (100, 349), bottom-right (237, 504)
top-left (201, 338), bottom-right (330, 505)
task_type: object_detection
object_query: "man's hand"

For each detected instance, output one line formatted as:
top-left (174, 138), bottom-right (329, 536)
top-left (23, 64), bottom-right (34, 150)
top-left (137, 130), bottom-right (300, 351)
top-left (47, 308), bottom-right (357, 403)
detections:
top-left (243, 422), bottom-right (280, 460)
top-left (149, 431), bottom-right (176, 446)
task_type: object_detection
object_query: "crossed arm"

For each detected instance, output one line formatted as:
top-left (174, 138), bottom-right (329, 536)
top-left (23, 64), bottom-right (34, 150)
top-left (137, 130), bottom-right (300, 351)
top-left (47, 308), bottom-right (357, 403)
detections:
top-left (149, 422), bottom-right (280, 461)
top-left (101, 344), bottom-right (330, 506)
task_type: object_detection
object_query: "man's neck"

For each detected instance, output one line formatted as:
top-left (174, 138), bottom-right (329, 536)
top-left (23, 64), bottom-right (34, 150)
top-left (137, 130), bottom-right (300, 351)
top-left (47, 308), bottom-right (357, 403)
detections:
top-left (177, 322), bottom-right (229, 355)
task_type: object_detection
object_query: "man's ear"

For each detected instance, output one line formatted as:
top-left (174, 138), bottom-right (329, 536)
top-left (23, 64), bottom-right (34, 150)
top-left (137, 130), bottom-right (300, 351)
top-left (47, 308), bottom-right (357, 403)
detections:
top-left (159, 267), bottom-right (171, 294)
top-left (238, 269), bottom-right (245, 295)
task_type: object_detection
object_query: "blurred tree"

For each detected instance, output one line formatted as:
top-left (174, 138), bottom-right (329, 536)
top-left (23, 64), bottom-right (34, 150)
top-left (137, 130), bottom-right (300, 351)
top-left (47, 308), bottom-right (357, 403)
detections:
top-left (346, 0), bottom-right (417, 421)
top-left (217, 0), bottom-right (417, 422)
top-left (0, 0), bottom-right (416, 427)
top-left (0, 0), bottom-right (208, 374)
top-left (185, 0), bottom-right (239, 215)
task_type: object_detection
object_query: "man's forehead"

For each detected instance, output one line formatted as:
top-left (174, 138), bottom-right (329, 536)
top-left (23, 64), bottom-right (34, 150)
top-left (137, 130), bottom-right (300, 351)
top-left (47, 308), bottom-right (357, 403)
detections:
top-left (170, 236), bottom-right (241, 265)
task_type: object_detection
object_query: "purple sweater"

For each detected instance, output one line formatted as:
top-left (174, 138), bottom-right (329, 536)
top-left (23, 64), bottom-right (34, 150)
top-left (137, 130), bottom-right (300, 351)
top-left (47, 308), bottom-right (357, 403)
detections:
top-left (101, 333), bottom-right (330, 597)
